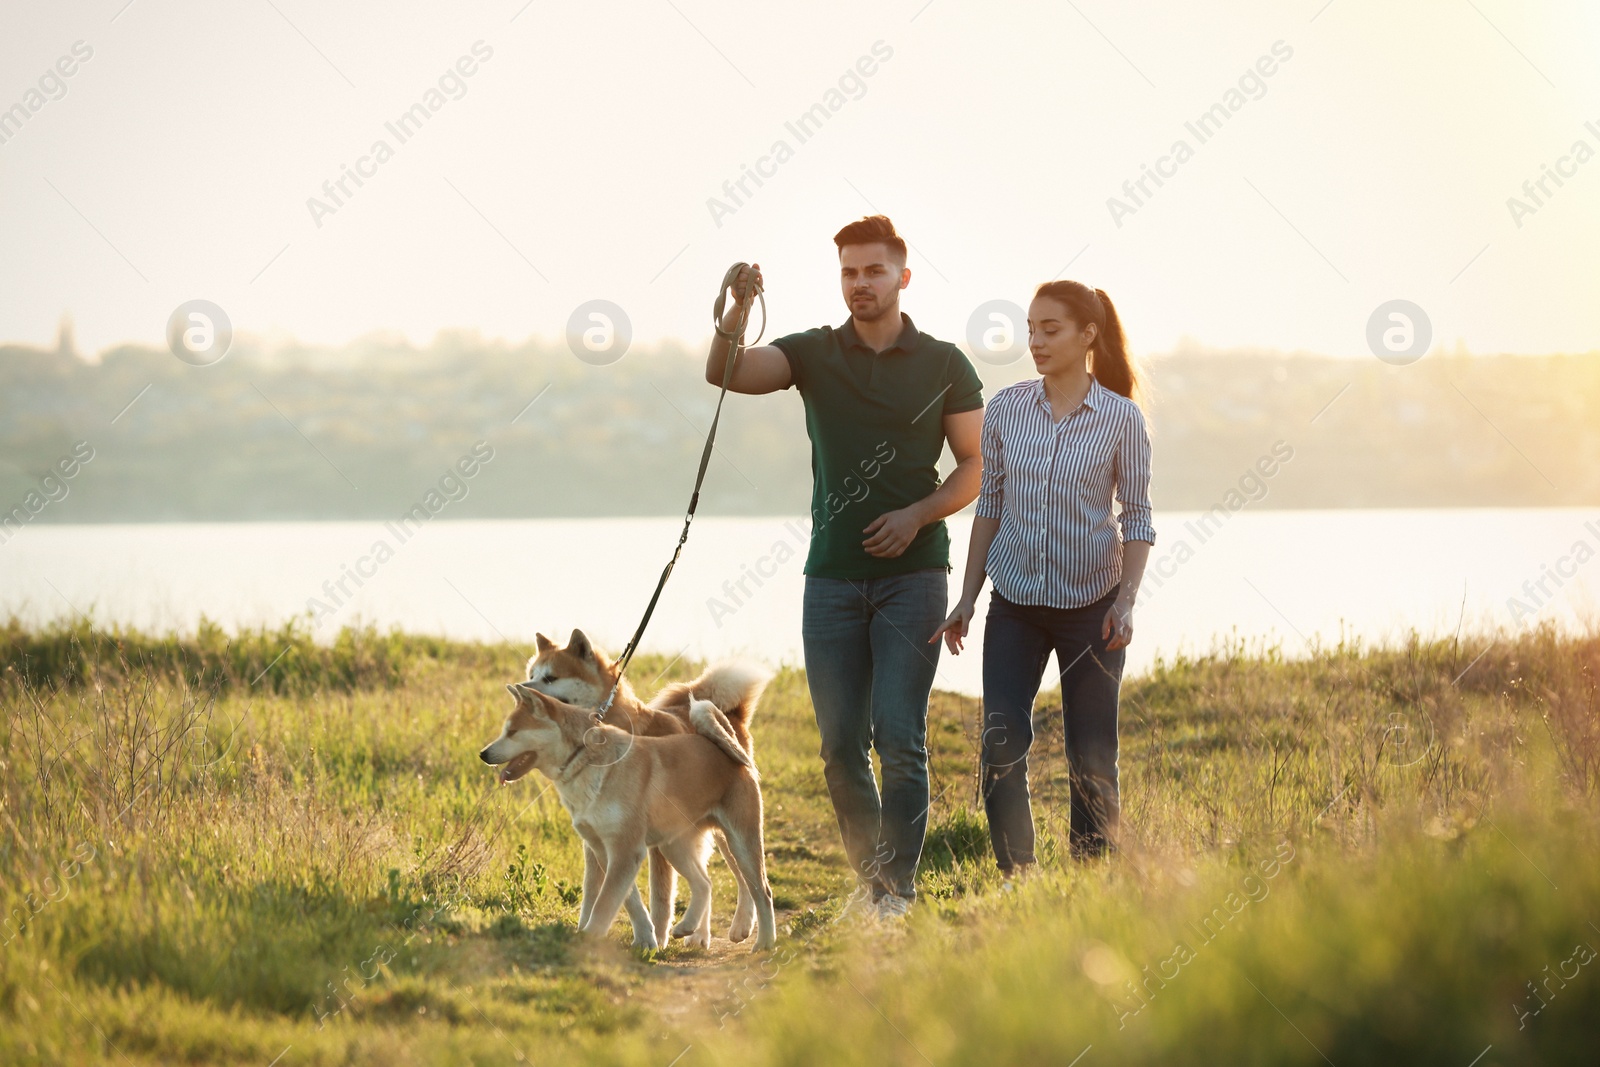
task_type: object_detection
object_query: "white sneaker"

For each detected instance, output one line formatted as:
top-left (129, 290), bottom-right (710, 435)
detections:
top-left (875, 892), bottom-right (913, 923)
top-left (836, 884), bottom-right (879, 925)
top-left (1000, 862), bottom-right (1036, 893)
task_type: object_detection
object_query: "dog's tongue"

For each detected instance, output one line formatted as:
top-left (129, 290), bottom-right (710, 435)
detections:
top-left (497, 752), bottom-right (536, 784)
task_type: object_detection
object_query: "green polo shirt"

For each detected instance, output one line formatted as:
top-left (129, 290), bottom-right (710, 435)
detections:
top-left (771, 313), bottom-right (984, 579)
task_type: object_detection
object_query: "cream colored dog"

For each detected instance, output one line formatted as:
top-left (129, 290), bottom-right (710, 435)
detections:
top-left (521, 630), bottom-right (768, 945)
top-left (479, 681), bottom-right (777, 952)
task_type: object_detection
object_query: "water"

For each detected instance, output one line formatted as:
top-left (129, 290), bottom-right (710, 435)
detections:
top-left (2, 509), bottom-right (1596, 696)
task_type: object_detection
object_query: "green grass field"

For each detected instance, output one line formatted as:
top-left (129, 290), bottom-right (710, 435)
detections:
top-left (1, 618), bottom-right (1596, 1065)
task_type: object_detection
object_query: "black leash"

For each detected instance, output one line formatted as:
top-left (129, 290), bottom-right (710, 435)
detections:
top-left (596, 263), bottom-right (766, 718)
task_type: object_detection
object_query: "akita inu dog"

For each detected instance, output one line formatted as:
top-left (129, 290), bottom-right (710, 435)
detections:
top-left (479, 682), bottom-right (777, 952)
top-left (521, 629), bottom-right (767, 946)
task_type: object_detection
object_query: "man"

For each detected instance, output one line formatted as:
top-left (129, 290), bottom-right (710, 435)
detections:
top-left (704, 215), bottom-right (984, 921)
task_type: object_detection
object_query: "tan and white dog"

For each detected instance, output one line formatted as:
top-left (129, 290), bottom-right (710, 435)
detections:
top-left (521, 630), bottom-right (768, 945)
top-left (479, 681), bottom-right (777, 952)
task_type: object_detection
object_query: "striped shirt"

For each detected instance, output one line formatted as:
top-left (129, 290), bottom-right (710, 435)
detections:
top-left (975, 376), bottom-right (1155, 608)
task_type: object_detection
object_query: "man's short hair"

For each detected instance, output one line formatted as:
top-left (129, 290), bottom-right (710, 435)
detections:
top-left (833, 215), bottom-right (907, 263)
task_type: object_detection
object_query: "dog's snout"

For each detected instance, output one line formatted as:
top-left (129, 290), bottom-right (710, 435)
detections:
top-left (478, 746), bottom-right (494, 764)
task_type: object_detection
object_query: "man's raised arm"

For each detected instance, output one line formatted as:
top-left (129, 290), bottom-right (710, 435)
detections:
top-left (705, 262), bottom-right (792, 394)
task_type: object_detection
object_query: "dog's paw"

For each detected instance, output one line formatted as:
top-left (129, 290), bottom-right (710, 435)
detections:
top-left (670, 918), bottom-right (696, 939)
top-left (727, 896), bottom-right (755, 941)
top-left (684, 927), bottom-right (711, 950)
top-left (631, 930), bottom-right (660, 951)
top-left (751, 932), bottom-right (776, 952)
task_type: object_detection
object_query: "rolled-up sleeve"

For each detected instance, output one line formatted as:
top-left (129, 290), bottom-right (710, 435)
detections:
top-left (975, 404), bottom-right (1005, 520)
top-left (1115, 405), bottom-right (1155, 544)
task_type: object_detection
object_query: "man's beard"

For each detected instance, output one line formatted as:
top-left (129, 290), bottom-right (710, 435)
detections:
top-left (851, 292), bottom-right (897, 322)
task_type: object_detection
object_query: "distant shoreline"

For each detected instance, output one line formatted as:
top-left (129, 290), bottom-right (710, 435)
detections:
top-left (5, 343), bottom-right (1598, 520)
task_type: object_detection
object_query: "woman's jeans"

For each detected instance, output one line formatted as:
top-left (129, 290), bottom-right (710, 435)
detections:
top-left (982, 587), bottom-right (1125, 866)
top-left (802, 568), bottom-right (946, 900)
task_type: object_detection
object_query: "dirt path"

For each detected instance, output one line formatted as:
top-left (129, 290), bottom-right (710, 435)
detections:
top-left (625, 908), bottom-right (801, 1028)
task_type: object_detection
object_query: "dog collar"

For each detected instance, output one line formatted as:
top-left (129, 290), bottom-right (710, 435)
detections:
top-left (555, 743), bottom-right (589, 780)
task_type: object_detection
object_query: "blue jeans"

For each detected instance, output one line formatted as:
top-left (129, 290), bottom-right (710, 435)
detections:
top-left (801, 567), bottom-right (946, 900)
top-left (981, 587), bottom-right (1124, 866)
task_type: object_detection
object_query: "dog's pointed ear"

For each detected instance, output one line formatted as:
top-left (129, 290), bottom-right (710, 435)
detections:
top-left (535, 632), bottom-right (556, 653)
top-left (506, 681), bottom-right (547, 709)
top-left (567, 628), bottom-right (593, 661)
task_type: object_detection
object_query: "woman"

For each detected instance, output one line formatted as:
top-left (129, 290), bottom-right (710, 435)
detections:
top-left (931, 280), bottom-right (1154, 874)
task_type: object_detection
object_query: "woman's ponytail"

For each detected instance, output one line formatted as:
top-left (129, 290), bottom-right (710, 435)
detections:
top-left (1090, 288), bottom-right (1137, 399)
top-left (1033, 280), bottom-right (1141, 400)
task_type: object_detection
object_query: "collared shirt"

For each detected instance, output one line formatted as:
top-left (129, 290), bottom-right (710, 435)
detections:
top-left (771, 313), bottom-right (984, 579)
top-left (976, 376), bottom-right (1155, 608)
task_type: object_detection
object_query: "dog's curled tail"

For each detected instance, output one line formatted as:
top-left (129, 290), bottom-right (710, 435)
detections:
top-left (692, 660), bottom-right (769, 741)
top-left (689, 699), bottom-right (758, 780)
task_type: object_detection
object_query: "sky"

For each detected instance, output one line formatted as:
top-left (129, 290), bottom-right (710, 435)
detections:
top-left (2, 0), bottom-right (1598, 359)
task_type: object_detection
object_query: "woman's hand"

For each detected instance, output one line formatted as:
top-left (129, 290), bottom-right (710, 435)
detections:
top-left (930, 599), bottom-right (976, 655)
top-left (1102, 596), bottom-right (1135, 651)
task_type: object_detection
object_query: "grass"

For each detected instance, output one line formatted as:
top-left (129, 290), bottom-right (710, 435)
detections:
top-left (0, 618), bottom-right (1596, 1065)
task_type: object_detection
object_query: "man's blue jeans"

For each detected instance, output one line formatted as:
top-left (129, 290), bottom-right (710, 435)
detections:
top-left (981, 587), bottom-right (1125, 866)
top-left (801, 567), bottom-right (946, 900)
